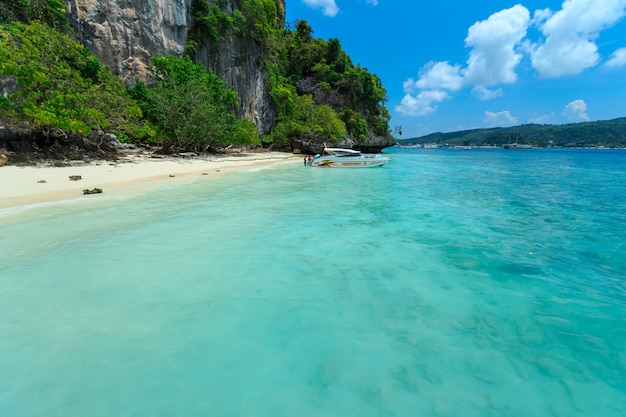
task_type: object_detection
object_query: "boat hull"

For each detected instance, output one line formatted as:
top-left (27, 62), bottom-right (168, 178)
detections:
top-left (311, 155), bottom-right (390, 167)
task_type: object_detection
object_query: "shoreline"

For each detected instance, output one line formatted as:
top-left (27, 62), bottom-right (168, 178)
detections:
top-left (0, 152), bottom-right (299, 210)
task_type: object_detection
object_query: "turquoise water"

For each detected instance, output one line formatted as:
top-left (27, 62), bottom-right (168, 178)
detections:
top-left (1, 148), bottom-right (625, 416)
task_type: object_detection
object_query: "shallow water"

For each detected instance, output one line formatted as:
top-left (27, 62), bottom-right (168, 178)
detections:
top-left (1, 148), bottom-right (625, 416)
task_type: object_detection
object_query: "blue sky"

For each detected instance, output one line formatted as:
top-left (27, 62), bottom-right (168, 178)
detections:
top-left (285, 0), bottom-right (626, 139)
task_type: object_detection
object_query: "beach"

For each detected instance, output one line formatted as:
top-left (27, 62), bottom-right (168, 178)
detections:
top-left (0, 151), bottom-right (299, 209)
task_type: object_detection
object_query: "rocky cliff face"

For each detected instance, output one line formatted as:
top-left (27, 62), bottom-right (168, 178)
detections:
top-left (63, 0), bottom-right (277, 135)
top-left (61, 0), bottom-right (394, 151)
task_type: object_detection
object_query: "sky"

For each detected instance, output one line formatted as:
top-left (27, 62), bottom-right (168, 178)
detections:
top-left (285, 0), bottom-right (626, 139)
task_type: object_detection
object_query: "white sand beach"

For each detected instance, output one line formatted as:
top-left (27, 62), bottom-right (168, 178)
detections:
top-left (0, 152), bottom-right (299, 209)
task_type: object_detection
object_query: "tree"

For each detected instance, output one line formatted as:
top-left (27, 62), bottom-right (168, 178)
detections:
top-left (0, 21), bottom-right (147, 139)
top-left (129, 55), bottom-right (259, 151)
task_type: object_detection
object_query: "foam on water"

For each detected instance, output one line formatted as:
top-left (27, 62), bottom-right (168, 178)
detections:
top-left (1, 149), bottom-right (625, 416)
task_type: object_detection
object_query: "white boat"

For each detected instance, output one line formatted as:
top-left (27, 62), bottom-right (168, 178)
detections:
top-left (503, 143), bottom-right (532, 149)
top-left (311, 147), bottom-right (390, 167)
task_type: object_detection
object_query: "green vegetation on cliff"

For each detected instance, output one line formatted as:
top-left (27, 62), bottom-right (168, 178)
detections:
top-left (0, 0), bottom-right (67, 28)
top-left (0, 20), bottom-right (149, 141)
top-left (128, 55), bottom-right (259, 151)
top-left (185, 1), bottom-right (392, 148)
top-left (399, 118), bottom-right (626, 148)
top-left (265, 19), bottom-right (391, 147)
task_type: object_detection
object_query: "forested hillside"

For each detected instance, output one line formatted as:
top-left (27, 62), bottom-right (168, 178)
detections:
top-left (399, 118), bottom-right (626, 148)
top-left (0, 0), bottom-right (394, 162)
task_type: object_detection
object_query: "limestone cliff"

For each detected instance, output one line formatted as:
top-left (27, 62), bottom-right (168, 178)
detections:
top-left (63, 0), bottom-right (280, 135)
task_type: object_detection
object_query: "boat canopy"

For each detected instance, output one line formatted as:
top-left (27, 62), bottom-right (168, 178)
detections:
top-left (324, 148), bottom-right (362, 156)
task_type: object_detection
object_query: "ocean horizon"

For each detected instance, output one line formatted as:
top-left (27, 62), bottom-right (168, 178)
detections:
top-left (1, 147), bottom-right (625, 416)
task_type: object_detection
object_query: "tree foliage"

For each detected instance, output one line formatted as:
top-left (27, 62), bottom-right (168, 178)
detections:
top-left (0, 21), bottom-right (149, 140)
top-left (269, 19), bottom-right (391, 145)
top-left (398, 118), bottom-right (626, 148)
top-left (128, 55), bottom-right (259, 151)
top-left (268, 92), bottom-right (346, 148)
top-left (189, 0), bottom-right (283, 45)
top-left (0, 0), bottom-right (69, 29)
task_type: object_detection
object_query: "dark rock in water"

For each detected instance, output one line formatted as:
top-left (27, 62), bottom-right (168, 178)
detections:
top-left (82, 188), bottom-right (102, 195)
top-left (69, 175), bottom-right (82, 181)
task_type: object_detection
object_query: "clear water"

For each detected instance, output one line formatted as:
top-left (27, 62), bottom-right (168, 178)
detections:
top-left (1, 148), bottom-right (625, 417)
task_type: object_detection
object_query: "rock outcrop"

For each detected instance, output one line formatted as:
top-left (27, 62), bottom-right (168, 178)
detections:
top-left (290, 131), bottom-right (395, 155)
top-left (0, 125), bottom-right (126, 164)
top-left (63, 0), bottom-right (279, 135)
top-left (292, 76), bottom-right (396, 153)
top-left (1, 75), bottom-right (19, 100)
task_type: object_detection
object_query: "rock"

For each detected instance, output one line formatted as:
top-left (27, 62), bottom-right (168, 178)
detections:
top-left (82, 188), bottom-right (102, 194)
top-left (0, 75), bottom-right (19, 99)
top-left (69, 175), bottom-right (82, 181)
top-left (290, 131), bottom-right (395, 155)
top-left (0, 153), bottom-right (7, 167)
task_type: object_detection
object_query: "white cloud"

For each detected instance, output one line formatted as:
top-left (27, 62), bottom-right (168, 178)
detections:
top-left (366, 0), bottom-right (378, 5)
top-left (399, 5), bottom-right (529, 118)
top-left (301, 0), bottom-right (339, 17)
top-left (605, 47), bottom-right (626, 68)
top-left (403, 78), bottom-right (417, 94)
top-left (531, 8), bottom-right (553, 26)
top-left (397, 0), bottom-right (626, 120)
top-left (472, 85), bottom-right (503, 100)
top-left (562, 99), bottom-right (590, 121)
top-left (415, 61), bottom-right (464, 91)
top-left (395, 90), bottom-right (449, 116)
top-left (484, 110), bottom-right (518, 126)
top-left (527, 113), bottom-right (555, 124)
top-left (413, 5), bottom-right (530, 91)
top-left (463, 5), bottom-right (530, 86)
top-left (531, 0), bottom-right (626, 77)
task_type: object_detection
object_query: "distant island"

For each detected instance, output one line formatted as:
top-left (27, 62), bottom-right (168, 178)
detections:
top-left (398, 117), bottom-right (626, 148)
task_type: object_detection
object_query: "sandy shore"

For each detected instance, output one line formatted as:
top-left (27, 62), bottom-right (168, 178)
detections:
top-left (0, 152), bottom-right (299, 209)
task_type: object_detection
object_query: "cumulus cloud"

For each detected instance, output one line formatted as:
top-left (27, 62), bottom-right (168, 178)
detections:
top-left (531, 0), bottom-right (626, 77)
top-left (302, 0), bottom-right (339, 17)
top-left (484, 110), bottom-right (518, 126)
top-left (605, 47), bottom-right (626, 68)
top-left (463, 5), bottom-right (530, 86)
top-left (395, 90), bottom-right (449, 116)
top-left (562, 99), bottom-right (590, 121)
top-left (397, 0), bottom-right (626, 119)
top-left (402, 78), bottom-right (417, 94)
top-left (415, 61), bottom-right (464, 91)
top-left (399, 5), bottom-right (529, 117)
top-left (413, 5), bottom-right (529, 91)
top-left (472, 85), bottom-right (503, 100)
top-left (527, 113), bottom-right (555, 124)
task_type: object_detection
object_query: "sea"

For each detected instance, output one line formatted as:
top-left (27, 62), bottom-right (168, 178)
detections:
top-left (0, 147), bottom-right (625, 417)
